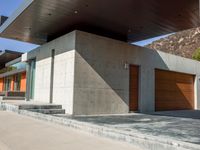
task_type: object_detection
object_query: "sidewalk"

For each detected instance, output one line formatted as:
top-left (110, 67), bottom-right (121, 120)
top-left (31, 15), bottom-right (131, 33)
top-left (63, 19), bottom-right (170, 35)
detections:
top-left (0, 111), bottom-right (141, 150)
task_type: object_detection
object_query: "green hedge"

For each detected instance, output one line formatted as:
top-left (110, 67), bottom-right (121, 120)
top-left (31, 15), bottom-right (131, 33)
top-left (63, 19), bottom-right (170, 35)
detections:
top-left (0, 66), bottom-right (16, 74)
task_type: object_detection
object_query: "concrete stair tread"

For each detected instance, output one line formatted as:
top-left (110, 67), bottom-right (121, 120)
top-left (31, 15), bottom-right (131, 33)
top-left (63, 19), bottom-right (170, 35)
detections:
top-left (28, 108), bottom-right (65, 114)
top-left (3, 97), bottom-right (25, 100)
top-left (19, 104), bottom-right (62, 110)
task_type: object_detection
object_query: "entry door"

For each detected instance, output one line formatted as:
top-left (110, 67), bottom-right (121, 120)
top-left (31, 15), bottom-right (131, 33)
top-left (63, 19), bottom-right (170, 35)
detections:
top-left (129, 65), bottom-right (139, 111)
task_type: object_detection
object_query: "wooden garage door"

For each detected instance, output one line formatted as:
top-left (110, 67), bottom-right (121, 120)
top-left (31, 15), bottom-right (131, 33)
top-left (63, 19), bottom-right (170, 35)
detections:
top-left (129, 65), bottom-right (139, 111)
top-left (155, 69), bottom-right (194, 111)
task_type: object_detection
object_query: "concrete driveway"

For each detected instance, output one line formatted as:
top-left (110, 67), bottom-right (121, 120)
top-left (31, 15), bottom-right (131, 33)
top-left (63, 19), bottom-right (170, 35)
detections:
top-left (0, 111), bottom-right (140, 150)
top-left (72, 110), bottom-right (200, 145)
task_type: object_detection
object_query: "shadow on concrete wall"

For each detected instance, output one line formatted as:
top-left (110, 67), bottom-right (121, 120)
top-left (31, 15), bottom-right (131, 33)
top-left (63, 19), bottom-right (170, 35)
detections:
top-left (75, 41), bottom-right (173, 113)
top-left (75, 28), bottom-right (197, 114)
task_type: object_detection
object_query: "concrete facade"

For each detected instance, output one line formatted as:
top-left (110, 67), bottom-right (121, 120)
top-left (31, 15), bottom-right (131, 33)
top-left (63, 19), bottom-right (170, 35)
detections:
top-left (24, 32), bottom-right (75, 114)
top-left (24, 30), bottom-right (200, 115)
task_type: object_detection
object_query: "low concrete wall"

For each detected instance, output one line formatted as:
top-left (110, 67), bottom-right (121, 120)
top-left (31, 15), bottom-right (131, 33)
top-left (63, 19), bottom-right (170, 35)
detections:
top-left (74, 31), bottom-right (200, 115)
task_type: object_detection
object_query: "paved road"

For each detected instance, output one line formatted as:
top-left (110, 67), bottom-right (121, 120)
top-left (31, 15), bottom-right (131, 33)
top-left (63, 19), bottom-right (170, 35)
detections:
top-left (0, 111), bottom-right (141, 150)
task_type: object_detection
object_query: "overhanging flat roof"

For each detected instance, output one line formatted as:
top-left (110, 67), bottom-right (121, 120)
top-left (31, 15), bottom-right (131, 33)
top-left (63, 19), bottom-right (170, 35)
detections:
top-left (0, 50), bottom-right (23, 69)
top-left (0, 68), bottom-right (26, 78)
top-left (0, 0), bottom-right (199, 44)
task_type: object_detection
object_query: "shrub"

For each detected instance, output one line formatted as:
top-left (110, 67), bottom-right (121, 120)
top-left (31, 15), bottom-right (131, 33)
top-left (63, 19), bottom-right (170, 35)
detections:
top-left (192, 48), bottom-right (200, 61)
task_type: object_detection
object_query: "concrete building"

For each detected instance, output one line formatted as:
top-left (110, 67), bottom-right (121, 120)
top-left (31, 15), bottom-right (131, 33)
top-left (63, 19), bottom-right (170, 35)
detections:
top-left (21, 30), bottom-right (200, 115)
top-left (0, 0), bottom-right (200, 115)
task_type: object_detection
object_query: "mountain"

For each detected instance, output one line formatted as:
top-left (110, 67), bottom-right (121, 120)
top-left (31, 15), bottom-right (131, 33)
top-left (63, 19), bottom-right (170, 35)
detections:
top-left (145, 27), bottom-right (200, 59)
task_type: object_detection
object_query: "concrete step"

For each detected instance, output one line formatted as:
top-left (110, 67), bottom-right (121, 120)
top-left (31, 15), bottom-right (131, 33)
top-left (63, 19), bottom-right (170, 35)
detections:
top-left (7, 91), bottom-right (25, 97)
top-left (28, 109), bottom-right (65, 114)
top-left (19, 104), bottom-right (62, 110)
top-left (3, 97), bottom-right (25, 100)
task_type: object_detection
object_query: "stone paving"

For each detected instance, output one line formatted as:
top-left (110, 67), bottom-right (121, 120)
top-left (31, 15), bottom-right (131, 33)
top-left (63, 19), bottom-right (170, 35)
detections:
top-left (70, 110), bottom-right (200, 145)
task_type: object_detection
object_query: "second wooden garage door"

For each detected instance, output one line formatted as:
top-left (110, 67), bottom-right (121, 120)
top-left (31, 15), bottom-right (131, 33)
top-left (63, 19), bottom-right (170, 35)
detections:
top-left (155, 69), bottom-right (194, 111)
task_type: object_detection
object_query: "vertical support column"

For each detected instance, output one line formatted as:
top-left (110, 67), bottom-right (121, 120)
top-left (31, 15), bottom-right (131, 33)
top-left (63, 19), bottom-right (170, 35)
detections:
top-left (49, 49), bottom-right (55, 104)
top-left (139, 66), bottom-right (155, 112)
top-left (25, 62), bottom-right (31, 101)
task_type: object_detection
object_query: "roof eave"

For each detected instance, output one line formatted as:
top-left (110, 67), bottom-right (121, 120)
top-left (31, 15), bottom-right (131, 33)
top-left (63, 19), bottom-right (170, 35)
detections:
top-left (0, 0), bottom-right (33, 34)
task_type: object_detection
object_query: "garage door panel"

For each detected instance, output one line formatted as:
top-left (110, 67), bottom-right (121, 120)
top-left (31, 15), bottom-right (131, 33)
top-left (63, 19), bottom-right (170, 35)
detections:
top-left (156, 99), bottom-right (194, 108)
top-left (156, 82), bottom-right (179, 91)
top-left (156, 91), bottom-right (193, 102)
top-left (156, 88), bottom-right (194, 98)
top-left (156, 104), bottom-right (193, 111)
top-left (155, 69), bottom-right (194, 111)
top-left (156, 101), bottom-right (193, 110)
top-left (156, 93), bottom-right (193, 105)
top-left (176, 83), bottom-right (194, 91)
top-left (156, 101), bottom-right (193, 107)
top-left (155, 82), bottom-right (194, 92)
top-left (176, 78), bottom-right (194, 83)
top-left (156, 78), bottom-right (193, 84)
top-left (175, 73), bottom-right (193, 78)
top-left (156, 95), bottom-right (194, 103)
top-left (155, 72), bottom-right (176, 81)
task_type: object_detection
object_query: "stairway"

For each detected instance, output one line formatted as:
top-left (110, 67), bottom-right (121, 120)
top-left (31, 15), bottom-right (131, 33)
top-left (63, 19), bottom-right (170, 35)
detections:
top-left (18, 104), bottom-right (65, 114)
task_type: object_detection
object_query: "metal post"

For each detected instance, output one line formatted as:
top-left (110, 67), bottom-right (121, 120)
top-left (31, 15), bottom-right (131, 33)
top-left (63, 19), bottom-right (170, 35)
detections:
top-left (49, 49), bottom-right (55, 104)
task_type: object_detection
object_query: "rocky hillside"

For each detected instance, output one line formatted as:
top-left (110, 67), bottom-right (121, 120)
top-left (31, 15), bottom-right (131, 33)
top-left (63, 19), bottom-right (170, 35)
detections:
top-left (145, 27), bottom-right (200, 59)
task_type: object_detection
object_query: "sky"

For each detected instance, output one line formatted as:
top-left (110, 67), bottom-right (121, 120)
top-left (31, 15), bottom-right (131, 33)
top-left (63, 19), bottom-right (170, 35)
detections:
top-left (0, 0), bottom-right (39, 53)
top-left (0, 0), bottom-right (24, 16)
top-left (133, 34), bottom-right (172, 46)
top-left (0, 0), bottom-right (170, 52)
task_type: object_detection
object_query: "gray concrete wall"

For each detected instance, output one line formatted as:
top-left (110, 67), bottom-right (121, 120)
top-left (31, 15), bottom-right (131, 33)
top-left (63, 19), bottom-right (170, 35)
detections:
top-left (74, 31), bottom-right (200, 115)
top-left (26, 31), bottom-right (76, 114)
top-left (25, 30), bottom-right (200, 115)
